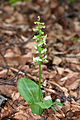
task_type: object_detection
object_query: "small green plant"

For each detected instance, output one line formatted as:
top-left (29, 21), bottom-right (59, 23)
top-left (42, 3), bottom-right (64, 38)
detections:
top-left (69, 0), bottom-right (76, 2)
top-left (8, 0), bottom-right (29, 4)
top-left (72, 37), bottom-right (80, 42)
top-left (17, 16), bottom-right (62, 115)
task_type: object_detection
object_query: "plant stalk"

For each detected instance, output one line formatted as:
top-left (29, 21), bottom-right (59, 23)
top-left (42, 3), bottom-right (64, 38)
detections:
top-left (39, 61), bottom-right (41, 102)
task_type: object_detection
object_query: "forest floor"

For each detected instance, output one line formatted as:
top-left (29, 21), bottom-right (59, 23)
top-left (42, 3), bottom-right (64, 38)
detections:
top-left (0, 0), bottom-right (80, 120)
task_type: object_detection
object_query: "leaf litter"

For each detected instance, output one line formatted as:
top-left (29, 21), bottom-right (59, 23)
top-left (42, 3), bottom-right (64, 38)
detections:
top-left (0, 0), bottom-right (80, 119)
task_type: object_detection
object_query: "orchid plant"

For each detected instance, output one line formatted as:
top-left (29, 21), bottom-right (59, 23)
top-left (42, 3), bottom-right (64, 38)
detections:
top-left (33, 16), bottom-right (48, 102)
top-left (17, 16), bottom-right (62, 115)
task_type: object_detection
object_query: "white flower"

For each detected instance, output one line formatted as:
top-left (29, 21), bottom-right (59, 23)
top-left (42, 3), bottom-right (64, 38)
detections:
top-left (38, 43), bottom-right (43, 47)
top-left (39, 59), bottom-right (42, 62)
top-left (44, 55), bottom-right (47, 59)
top-left (44, 59), bottom-right (48, 63)
top-left (34, 45), bottom-right (37, 50)
top-left (41, 48), bottom-right (47, 54)
top-left (42, 55), bottom-right (47, 62)
top-left (33, 57), bottom-right (42, 63)
top-left (43, 35), bottom-right (47, 45)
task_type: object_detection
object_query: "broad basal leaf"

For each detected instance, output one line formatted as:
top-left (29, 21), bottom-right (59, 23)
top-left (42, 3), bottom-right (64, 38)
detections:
top-left (29, 99), bottom-right (52, 115)
top-left (30, 103), bottom-right (43, 115)
top-left (17, 78), bottom-right (43, 104)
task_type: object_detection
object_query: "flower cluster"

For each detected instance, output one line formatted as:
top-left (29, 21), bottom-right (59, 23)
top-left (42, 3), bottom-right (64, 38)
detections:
top-left (33, 16), bottom-right (48, 64)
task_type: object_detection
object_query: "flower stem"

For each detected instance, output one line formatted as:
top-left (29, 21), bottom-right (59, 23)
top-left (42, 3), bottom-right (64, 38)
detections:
top-left (39, 47), bottom-right (41, 102)
top-left (39, 61), bottom-right (41, 102)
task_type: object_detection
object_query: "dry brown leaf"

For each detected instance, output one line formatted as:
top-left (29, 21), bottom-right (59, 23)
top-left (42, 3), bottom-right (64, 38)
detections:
top-left (55, 111), bottom-right (65, 118)
top-left (22, 52), bottom-right (32, 63)
top-left (0, 85), bottom-right (17, 98)
top-left (74, 21), bottom-right (80, 32)
top-left (24, 41), bottom-right (35, 50)
top-left (50, 0), bottom-right (58, 9)
top-left (4, 48), bottom-right (32, 65)
top-left (59, 72), bottom-right (80, 89)
top-left (64, 101), bottom-right (70, 112)
top-left (0, 69), bottom-right (7, 78)
top-left (52, 56), bottom-right (62, 65)
top-left (66, 57), bottom-right (79, 64)
top-left (71, 99), bottom-right (80, 113)
top-left (14, 11), bottom-right (24, 23)
top-left (1, 107), bottom-right (10, 118)
top-left (4, 6), bottom-right (14, 14)
top-left (47, 116), bottom-right (59, 120)
top-left (5, 16), bottom-right (15, 23)
top-left (11, 92), bottom-right (20, 101)
top-left (49, 71), bottom-right (57, 79)
top-left (70, 90), bottom-right (77, 98)
top-left (49, 81), bottom-right (69, 97)
top-left (65, 79), bottom-right (80, 90)
top-left (56, 67), bottom-right (64, 75)
top-left (14, 111), bottom-right (30, 120)
top-left (64, 73), bottom-right (79, 86)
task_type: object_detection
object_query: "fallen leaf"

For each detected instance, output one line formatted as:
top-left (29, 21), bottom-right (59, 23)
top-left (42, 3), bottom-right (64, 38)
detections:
top-left (71, 99), bottom-right (80, 114)
top-left (0, 69), bottom-right (7, 78)
top-left (53, 56), bottom-right (62, 65)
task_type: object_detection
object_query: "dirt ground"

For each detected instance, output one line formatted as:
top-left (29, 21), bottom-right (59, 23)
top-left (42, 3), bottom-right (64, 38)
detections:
top-left (0, 0), bottom-right (80, 120)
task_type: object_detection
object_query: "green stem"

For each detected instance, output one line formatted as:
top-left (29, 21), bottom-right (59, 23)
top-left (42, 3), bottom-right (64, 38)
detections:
top-left (39, 61), bottom-right (41, 102)
top-left (38, 46), bottom-right (41, 102)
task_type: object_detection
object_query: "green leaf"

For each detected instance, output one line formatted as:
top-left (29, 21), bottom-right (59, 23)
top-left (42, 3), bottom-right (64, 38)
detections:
top-left (72, 38), bottom-right (80, 42)
top-left (30, 103), bottom-right (43, 115)
top-left (30, 99), bottom-right (52, 115)
top-left (17, 78), bottom-right (43, 104)
top-left (69, 0), bottom-right (75, 3)
top-left (36, 99), bottom-right (53, 109)
top-left (51, 106), bottom-right (57, 112)
top-left (51, 101), bottom-right (62, 112)
top-left (53, 101), bottom-right (62, 106)
top-left (8, 0), bottom-right (29, 4)
top-left (8, 0), bottom-right (20, 4)
top-left (72, 38), bottom-right (77, 42)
